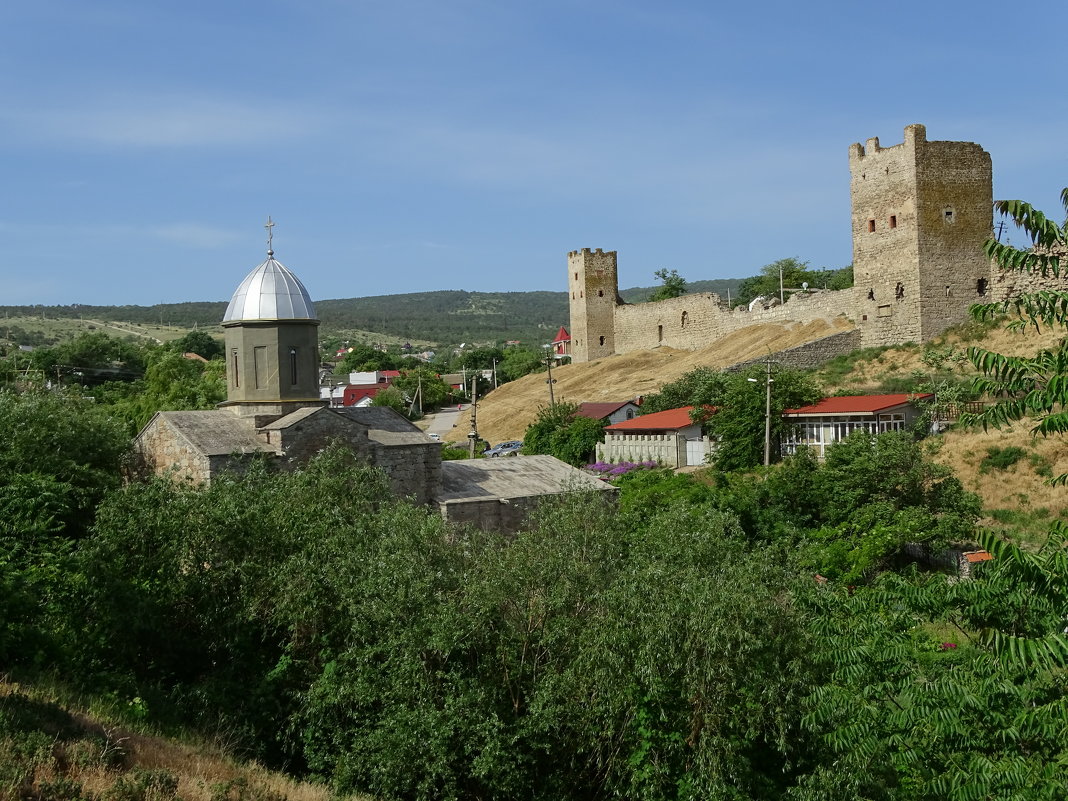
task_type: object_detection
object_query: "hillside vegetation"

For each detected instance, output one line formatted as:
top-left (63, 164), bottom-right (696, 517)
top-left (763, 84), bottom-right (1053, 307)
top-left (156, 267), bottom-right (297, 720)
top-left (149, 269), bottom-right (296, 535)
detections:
top-left (0, 679), bottom-right (352, 801)
top-left (1, 278), bottom-right (746, 350)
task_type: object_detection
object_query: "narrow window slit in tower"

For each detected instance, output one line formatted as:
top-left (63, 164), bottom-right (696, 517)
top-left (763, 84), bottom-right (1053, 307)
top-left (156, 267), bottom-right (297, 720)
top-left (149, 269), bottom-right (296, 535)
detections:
top-left (889, 215), bottom-right (897, 229)
top-left (868, 219), bottom-right (876, 233)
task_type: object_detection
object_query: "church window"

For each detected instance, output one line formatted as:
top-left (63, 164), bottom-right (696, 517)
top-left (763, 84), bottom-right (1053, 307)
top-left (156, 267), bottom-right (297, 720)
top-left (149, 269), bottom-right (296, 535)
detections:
top-left (231, 349), bottom-right (239, 387)
top-left (254, 346), bottom-right (268, 389)
top-left (290, 347), bottom-right (298, 386)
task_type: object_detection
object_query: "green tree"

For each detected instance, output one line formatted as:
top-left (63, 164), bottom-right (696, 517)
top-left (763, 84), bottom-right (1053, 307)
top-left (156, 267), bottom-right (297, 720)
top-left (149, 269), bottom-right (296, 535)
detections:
top-left (334, 344), bottom-right (399, 375)
top-left (170, 329), bottom-right (224, 360)
top-left (499, 346), bottom-right (546, 382)
top-left (964, 188), bottom-right (1068, 483)
top-left (734, 258), bottom-right (852, 308)
top-left (648, 268), bottom-right (687, 302)
top-left (640, 367), bottom-right (727, 414)
top-left (391, 366), bottom-right (454, 412)
top-left (706, 365), bottom-right (822, 470)
top-left (522, 402), bottom-right (606, 465)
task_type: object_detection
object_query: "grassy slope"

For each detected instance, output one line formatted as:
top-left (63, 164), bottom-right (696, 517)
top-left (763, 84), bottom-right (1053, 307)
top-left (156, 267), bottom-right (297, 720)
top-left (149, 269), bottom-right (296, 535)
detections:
top-left (0, 678), bottom-right (361, 801)
top-left (453, 315), bottom-right (1068, 546)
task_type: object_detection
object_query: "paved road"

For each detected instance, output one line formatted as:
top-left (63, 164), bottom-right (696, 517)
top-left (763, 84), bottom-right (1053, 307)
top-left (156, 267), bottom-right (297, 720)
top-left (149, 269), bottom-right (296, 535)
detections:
top-left (422, 404), bottom-right (466, 441)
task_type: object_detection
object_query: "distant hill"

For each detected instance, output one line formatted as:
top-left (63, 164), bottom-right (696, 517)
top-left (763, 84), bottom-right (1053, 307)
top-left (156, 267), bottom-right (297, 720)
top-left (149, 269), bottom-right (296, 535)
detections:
top-left (0, 278), bottom-right (746, 347)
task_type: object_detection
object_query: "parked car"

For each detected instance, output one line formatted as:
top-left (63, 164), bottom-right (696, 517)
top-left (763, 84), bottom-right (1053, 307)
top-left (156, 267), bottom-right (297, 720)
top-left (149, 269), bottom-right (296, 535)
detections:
top-left (484, 440), bottom-right (523, 457)
top-left (427, 432), bottom-right (441, 441)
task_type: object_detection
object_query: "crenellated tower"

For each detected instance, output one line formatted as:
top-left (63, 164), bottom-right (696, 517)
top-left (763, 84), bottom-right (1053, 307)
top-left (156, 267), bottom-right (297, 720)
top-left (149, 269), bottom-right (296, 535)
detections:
top-left (568, 248), bottom-right (620, 362)
top-left (850, 123), bottom-right (992, 346)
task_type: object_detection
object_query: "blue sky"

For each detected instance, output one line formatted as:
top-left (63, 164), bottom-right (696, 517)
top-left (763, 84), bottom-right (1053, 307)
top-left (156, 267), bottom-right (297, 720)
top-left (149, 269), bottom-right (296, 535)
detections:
top-left (2, 0), bottom-right (1065, 307)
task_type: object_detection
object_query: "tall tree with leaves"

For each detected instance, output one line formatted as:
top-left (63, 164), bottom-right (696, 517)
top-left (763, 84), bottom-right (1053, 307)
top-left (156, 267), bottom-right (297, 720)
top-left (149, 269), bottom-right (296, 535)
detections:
top-left (964, 188), bottom-right (1068, 482)
top-left (648, 268), bottom-right (687, 301)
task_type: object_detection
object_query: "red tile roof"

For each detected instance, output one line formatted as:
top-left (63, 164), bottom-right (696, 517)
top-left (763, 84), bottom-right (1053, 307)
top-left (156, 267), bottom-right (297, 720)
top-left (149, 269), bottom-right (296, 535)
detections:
top-left (578, 401), bottom-right (635, 420)
top-left (784, 393), bottom-right (933, 416)
top-left (606, 405), bottom-right (700, 432)
top-left (552, 326), bottom-right (570, 344)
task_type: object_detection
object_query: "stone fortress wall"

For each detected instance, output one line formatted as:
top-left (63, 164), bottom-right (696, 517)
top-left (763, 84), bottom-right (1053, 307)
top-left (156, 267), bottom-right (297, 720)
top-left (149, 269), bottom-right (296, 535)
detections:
top-left (569, 124), bottom-right (1065, 365)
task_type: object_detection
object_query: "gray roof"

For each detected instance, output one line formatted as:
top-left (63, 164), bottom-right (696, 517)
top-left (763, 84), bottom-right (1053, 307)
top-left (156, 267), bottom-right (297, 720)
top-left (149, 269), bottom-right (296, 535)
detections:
top-left (436, 455), bottom-right (615, 502)
top-left (156, 410), bottom-right (278, 457)
top-left (335, 406), bottom-right (432, 446)
top-left (223, 256), bottom-right (317, 323)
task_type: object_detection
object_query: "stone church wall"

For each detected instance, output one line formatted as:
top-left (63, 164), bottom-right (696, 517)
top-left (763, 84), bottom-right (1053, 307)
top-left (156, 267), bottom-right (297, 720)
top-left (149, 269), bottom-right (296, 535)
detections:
top-left (375, 443), bottom-right (441, 506)
top-left (135, 416), bottom-right (212, 483)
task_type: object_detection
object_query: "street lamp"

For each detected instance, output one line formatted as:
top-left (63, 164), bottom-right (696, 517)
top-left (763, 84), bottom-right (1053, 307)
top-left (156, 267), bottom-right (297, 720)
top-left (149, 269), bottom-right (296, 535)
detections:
top-left (543, 345), bottom-right (557, 406)
top-left (747, 358), bottom-right (774, 466)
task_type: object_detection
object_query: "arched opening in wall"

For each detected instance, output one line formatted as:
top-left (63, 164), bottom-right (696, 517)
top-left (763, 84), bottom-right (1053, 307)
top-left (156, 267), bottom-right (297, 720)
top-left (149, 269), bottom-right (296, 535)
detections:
top-left (599, 335), bottom-right (606, 347)
top-left (657, 325), bottom-right (663, 343)
top-left (681, 311), bottom-right (688, 328)
top-left (977, 277), bottom-right (988, 296)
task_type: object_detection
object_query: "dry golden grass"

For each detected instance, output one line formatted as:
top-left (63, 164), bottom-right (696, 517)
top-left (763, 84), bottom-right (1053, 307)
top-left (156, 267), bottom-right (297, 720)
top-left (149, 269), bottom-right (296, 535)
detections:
top-left (1, 679), bottom-right (365, 801)
top-left (452, 316), bottom-right (855, 445)
top-left (932, 421), bottom-right (1068, 518)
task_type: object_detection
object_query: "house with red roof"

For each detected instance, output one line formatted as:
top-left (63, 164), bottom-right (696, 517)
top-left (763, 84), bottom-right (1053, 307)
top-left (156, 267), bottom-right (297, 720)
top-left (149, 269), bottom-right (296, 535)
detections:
top-left (782, 393), bottom-right (933, 458)
top-left (551, 326), bottom-right (571, 359)
top-left (596, 405), bottom-right (716, 468)
top-left (577, 399), bottom-right (641, 426)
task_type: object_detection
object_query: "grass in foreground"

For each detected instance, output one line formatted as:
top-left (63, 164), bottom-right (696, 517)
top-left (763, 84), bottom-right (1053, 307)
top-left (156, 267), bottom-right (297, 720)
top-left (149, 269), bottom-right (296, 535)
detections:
top-left (0, 678), bottom-right (359, 801)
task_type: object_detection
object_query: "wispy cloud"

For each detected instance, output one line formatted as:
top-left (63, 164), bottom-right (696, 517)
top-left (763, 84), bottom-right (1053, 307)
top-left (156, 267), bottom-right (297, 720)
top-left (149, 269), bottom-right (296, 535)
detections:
top-left (0, 219), bottom-right (241, 249)
top-left (0, 94), bottom-right (323, 148)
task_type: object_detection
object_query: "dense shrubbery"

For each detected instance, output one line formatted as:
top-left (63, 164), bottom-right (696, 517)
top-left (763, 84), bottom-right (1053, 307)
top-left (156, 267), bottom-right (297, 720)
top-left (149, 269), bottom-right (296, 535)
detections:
top-left (1, 369), bottom-right (1066, 799)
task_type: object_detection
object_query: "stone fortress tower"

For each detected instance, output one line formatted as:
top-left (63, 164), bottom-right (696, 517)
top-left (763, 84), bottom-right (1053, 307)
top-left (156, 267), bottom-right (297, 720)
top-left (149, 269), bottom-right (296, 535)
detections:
top-left (850, 123), bottom-right (993, 347)
top-left (567, 124), bottom-right (999, 363)
top-left (567, 248), bottom-right (620, 362)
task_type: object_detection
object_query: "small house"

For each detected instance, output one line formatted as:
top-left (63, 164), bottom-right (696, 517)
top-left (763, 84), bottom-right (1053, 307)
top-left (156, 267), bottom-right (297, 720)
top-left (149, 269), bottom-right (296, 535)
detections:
top-left (782, 393), bottom-right (933, 458)
top-left (596, 405), bottom-right (716, 468)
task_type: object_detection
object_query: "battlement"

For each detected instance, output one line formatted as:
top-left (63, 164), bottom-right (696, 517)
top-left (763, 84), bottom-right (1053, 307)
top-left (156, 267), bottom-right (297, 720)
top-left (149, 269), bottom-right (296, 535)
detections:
top-left (568, 248), bottom-right (616, 259)
top-left (849, 124), bottom-right (928, 160)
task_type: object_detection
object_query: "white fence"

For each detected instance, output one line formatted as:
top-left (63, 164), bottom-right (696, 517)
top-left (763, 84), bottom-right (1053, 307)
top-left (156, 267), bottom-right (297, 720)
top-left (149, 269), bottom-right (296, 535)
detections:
top-left (597, 433), bottom-right (715, 468)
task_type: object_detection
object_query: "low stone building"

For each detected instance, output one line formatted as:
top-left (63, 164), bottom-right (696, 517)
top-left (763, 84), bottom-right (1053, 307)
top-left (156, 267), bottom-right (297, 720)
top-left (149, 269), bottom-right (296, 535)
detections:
top-left (134, 229), bottom-right (613, 532)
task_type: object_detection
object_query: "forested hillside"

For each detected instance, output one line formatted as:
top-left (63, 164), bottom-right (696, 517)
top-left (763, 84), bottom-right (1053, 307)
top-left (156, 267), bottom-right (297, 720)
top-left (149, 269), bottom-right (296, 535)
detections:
top-left (0, 277), bottom-right (746, 348)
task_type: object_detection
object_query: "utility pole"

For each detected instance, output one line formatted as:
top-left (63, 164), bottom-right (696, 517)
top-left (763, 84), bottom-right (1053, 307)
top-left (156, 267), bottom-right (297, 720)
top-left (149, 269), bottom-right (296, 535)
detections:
top-left (544, 347), bottom-right (557, 406)
top-left (762, 357), bottom-right (773, 466)
top-left (492, 358), bottom-right (498, 389)
top-left (747, 356), bottom-right (774, 466)
top-left (468, 375), bottom-right (480, 459)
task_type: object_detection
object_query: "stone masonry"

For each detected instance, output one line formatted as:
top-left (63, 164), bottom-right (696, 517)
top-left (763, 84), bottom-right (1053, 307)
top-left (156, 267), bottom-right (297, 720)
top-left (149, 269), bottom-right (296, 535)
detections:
top-left (567, 124), bottom-right (1054, 363)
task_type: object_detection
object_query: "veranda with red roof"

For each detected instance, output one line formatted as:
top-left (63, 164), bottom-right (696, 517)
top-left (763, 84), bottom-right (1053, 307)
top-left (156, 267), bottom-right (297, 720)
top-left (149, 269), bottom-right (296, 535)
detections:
top-left (783, 393), bottom-right (932, 458)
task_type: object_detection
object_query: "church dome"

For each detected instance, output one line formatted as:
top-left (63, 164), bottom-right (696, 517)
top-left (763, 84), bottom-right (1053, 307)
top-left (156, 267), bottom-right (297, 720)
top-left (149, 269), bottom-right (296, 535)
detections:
top-left (222, 255), bottom-right (317, 323)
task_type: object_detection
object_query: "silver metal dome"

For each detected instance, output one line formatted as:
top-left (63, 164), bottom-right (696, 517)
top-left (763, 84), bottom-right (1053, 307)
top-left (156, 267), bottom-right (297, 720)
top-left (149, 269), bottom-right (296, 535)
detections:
top-left (222, 256), bottom-right (317, 323)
